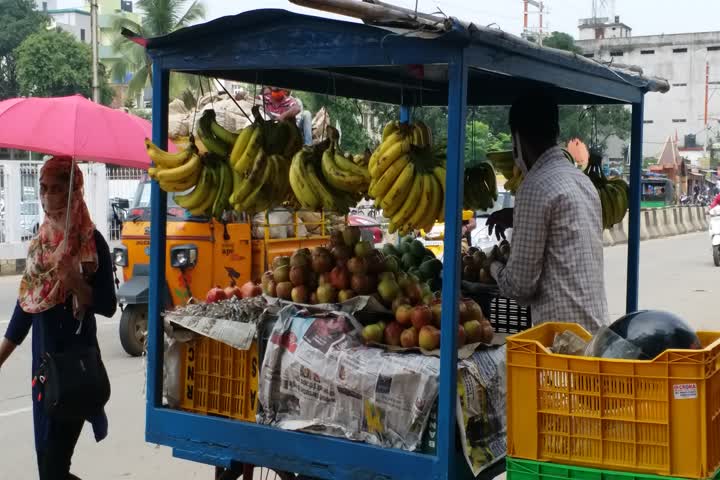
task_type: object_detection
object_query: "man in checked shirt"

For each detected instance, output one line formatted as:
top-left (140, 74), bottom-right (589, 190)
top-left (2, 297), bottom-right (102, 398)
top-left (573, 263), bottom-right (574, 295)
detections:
top-left (485, 92), bottom-right (608, 333)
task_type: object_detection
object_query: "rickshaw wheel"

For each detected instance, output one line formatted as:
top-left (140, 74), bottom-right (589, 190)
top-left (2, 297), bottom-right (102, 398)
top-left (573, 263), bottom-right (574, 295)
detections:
top-left (119, 304), bottom-right (147, 357)
top-left (215, 465), bottom-right (297, 480)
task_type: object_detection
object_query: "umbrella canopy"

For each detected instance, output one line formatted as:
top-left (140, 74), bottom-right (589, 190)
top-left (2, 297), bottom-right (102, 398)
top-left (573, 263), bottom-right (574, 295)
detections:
top-left (0, 95), bottom-right (173, 169)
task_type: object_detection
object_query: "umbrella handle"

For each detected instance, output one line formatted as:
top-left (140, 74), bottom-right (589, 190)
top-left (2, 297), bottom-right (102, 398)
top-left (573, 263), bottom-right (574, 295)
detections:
top-left (63, 159), bottom-right (75, 252)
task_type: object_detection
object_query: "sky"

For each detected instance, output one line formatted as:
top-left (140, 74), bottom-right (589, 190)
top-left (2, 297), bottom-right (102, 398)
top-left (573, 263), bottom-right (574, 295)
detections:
top-left (55, 0), bottom-right (720, 38)
top-left (201, 0), bottom-right (720, 38)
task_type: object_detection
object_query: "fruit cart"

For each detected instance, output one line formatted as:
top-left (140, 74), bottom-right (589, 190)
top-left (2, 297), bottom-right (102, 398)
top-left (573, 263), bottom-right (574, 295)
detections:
top-left (140, 7), bottom-right (668, 480)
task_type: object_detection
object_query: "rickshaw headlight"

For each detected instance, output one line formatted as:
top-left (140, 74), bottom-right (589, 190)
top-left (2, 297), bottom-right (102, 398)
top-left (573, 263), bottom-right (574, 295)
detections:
top-left (113, 247), bottom-right (128, 267)
top-left (170, 244), bottom-right (198, 268)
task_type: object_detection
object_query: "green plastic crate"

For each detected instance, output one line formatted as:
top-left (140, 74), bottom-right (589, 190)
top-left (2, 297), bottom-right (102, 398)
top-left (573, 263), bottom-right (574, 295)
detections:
top-left (507, 458), bottom-right (720, 480)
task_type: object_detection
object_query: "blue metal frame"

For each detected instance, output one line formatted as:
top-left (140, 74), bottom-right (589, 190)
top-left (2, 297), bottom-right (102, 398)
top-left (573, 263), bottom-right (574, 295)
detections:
top-left (142, 8), bottom-right (661, 480)
top-left (626, 100), bottom-right (644, 313)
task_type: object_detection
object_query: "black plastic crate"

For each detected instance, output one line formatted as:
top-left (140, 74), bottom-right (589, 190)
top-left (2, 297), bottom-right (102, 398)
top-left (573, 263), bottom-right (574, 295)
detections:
top-left (461, 281), bottom-right (531, 334)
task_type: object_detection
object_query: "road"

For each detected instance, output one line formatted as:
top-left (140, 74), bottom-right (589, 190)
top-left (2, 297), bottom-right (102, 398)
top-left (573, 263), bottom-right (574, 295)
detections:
top-left (0, 232), bottom-right (716, 479)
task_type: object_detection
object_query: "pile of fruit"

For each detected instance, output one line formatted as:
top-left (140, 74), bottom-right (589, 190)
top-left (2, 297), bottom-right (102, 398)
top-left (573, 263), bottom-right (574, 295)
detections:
top-left (463, 162), bottom-right (499, 211)
top-left (369, 121), bottom-right (446, 235)
top-left (205, 281), bottom-right (263, 303)
top-left (584, 151), bottom-right (629, 230)
top-left (260, 227), bottom-right (439, 308)
top-left (361, 297), bottom-right (494, 350)
top-left (461, 243), bottom-right (510, 284)
top-left (289, 128), bottom-right (370, 214)
top-left (382, 236), bottom-right (443, 292)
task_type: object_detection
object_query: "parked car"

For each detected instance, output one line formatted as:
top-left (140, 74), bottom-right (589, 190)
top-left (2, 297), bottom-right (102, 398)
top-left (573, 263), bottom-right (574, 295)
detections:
top-left (20, 201), bottom-right (40, 240)
top-left (347, 214), bottom-right (383, 245)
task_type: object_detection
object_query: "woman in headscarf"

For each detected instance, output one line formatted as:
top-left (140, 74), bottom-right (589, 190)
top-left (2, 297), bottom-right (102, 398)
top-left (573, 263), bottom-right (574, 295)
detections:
top-left (0, 156), bottom-right (116, 479)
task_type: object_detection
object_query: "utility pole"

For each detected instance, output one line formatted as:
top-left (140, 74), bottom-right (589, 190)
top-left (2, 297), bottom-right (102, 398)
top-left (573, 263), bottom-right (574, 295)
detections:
top-left (705, 61), bottom-right (710, 128)
top-left (90, 0), bottom-right (100, 103)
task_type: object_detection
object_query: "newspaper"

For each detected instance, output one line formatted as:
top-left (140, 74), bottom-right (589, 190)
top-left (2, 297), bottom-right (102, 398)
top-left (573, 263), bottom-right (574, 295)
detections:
top-left (456, 346), bottom-right (507, 476)
top-left (166, 315), bottom-right (257, 351)
top-left (258, 304), bottom-right (440, 451)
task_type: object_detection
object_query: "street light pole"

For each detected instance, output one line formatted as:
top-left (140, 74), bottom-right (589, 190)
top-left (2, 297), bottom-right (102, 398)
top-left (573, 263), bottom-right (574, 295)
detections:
top-left (90, 0), bottom-right (100, 103)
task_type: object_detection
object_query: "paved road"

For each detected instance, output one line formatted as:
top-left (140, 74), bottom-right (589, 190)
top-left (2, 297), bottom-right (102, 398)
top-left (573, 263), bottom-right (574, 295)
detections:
top-left (0, 232), bottom-right (716, 479)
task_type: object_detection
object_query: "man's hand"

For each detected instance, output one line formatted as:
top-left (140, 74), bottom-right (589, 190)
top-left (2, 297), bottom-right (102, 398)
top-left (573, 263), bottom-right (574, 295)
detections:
top-left (486, 208), bottom-right (514, 240)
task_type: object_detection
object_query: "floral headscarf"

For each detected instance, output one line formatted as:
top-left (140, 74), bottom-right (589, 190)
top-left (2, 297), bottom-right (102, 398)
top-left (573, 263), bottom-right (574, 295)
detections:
top-left (18, 156), bottom-right (97, 315)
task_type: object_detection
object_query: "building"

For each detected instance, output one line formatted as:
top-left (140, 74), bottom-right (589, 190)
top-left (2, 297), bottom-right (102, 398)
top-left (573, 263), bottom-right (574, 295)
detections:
top-left (576, 18), bottom-right (720, 160)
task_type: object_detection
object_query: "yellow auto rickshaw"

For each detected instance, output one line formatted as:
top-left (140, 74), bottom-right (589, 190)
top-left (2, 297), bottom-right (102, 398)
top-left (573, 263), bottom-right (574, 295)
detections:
top-left (419, 210), bottom-right (475, 258)
top-left (112, 177), bottom-right (330, 356)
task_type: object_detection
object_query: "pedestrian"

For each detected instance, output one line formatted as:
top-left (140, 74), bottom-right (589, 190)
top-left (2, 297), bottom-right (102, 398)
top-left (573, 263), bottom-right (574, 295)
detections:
top-left (0, 156), bottom-right (116, 479)
top-left (260, 86), bottom-right (314, 145)
top-left (486, 91), bottom-right (608, 333)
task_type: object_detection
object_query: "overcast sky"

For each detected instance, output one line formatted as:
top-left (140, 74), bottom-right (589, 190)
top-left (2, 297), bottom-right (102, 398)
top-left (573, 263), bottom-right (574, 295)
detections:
top-left (53, 1), bottom-right (720, 37)
top-left (200, 0), bottom-right (720, 38)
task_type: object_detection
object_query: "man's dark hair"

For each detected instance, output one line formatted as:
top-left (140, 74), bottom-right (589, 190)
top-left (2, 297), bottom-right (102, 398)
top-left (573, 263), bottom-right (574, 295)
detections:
top-left (509, 89), bottom-right (560, 149)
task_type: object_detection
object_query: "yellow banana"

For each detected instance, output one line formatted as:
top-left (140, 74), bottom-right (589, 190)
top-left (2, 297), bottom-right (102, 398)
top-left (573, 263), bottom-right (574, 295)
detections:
top-left (236, 152), bottom-right (273, 212)
top-left (158, 168), bottom-right (200, 192)
top-left (239, 154), bottom-right (277, 213)
top-left (381, 162), bottom-right (415, 217)
top-left (369, 154), bottom-right (410, 200)
top-left (373, 137), bottom-right (411, 180)
top-left (422, 175), bottom-right (442, 231)
top-left (148, 167), bottom-right (158, 180)
top-left (234, 126), bottom-right (262, 175)
top-left (406, 174), bottom-right (433, 230)
top-left (432, 166), bottom-right (446, 222)
top-left (175, 166), bottom-right (214, 210)
top-left (156, 153), bottom-right (202, 184)
top-left (321, 147), bottom-right (367, 193)
top-left (233, 149), bottom-right (269, 207)
top-left (335, 153), bottom-right (370, 182)
top-left (230, 125), bottom-right (255, 168)
top-left (145, 139), bottom-right (194, 169)
top-left (305, 159), bottom-right (337, 211)
top-left (188, 166), bottom-right (218, 216)
top-left (290, 149), bottom-right (320, 209)
top-left (369, 130), bottom-right (405, 176)
top-left (390, 171), bottom-right (423, 227)
top-left (208, 112), bottom-right (239, 146)
top-left (382, 121), bottom-right (399, 141)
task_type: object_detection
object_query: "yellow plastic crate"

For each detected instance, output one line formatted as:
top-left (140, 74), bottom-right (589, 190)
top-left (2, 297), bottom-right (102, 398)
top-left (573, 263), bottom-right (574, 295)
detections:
top-left (506, 322), bottom-right (720, 479)
top-left (179, 336), bottom-right (259, 422)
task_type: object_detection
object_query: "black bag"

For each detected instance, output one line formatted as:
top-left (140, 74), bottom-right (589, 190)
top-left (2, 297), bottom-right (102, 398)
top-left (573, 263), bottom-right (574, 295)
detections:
top-left (37, 345), bottom-right (111, 420)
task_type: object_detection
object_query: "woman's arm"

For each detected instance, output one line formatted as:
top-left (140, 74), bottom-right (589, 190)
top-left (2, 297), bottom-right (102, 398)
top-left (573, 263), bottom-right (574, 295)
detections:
top-left (90, 232), bottom-right (117, 318)
top-left (1, 302), bottom-right (32, 368)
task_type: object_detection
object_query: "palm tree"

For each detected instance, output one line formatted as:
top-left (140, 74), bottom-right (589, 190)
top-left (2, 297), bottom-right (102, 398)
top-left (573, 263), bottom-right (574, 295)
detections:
top-left (110, 0), bottom-right (206, 100)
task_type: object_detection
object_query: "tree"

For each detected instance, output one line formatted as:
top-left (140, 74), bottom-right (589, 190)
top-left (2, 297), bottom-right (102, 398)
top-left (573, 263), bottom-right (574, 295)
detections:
top-left (541, 31), bottom-right (582, 54)
top-left (15, 29), bottom-right (114, 104)
top-left (111, 0), bottom-right (206, 98)
top-left (465, 120), bottom-right (511, 166)
top-left (558, 105), bottom-right (631, 153)
top-left (296, 92), bottom-right (372, 153)
top-left (0, 0), bottom-right (48, 99)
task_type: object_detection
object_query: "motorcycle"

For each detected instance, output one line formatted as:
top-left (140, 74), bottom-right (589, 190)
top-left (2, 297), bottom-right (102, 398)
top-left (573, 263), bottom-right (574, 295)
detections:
top-left (709, 206), bottom-right (720, 266)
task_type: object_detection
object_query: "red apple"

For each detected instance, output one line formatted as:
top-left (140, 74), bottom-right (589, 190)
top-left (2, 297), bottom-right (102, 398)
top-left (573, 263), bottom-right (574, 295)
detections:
top-left (383, 321), bottom-right (404, 346)
top-left (224, 286), bottom-right (241, 299)
top-left (347, 257), bottom-right (368, 274)
top-left (330, 266), bottom-right (351, 291)
top-left (400, 327), bottom-right (419, 348)
top-left (206, 286), bottom-right (226, 303)
top-left (404, 282), bottom-right (423, 305)
top-left (411, 305), bottom-right (432, 330)
top-left (418, 325), bottom-right (441, 350)
top-left (395, 304), bottom-right (413, 326)
top-left (457, 325), bottom-right (466, 348)
top-left (430, 303), bottom-right (442, 327)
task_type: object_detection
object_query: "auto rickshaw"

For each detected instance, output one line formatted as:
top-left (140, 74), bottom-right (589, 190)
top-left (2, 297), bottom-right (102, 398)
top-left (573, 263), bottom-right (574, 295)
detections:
top-left (419, 210), bottom-right (475, 258)
top-left (112, 177), bottom-right (330, 356)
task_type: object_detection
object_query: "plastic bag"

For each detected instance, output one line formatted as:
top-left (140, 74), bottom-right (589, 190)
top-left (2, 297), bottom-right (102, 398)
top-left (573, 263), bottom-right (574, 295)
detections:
top-left (550, 330), bottom-right (588, 355)
top-left (584, 326), bottom-right (644, 359)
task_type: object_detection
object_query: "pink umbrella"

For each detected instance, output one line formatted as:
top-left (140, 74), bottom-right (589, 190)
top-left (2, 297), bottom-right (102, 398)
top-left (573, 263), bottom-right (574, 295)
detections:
top-left (0, 94), bottom-right (174, 169)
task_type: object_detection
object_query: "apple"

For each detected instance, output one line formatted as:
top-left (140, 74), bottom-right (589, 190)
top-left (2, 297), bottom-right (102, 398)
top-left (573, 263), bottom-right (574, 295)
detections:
top-left (400, 327), bottom-right (419, 348)
top-left (206, 286), bottom-right (226, 303)
top-left (224, 286), bottom-right (241, 299)
top-left (395, 304), bottom-right (413, 326)
top-left (291, 285), bottom-right (309, 304)
top-left (391, 296), bottom-right (411, 313)
top-left (261, 271), bottom-right (274, 290)
top-left (330, 266), bottom-right (351, 291)
top-left (316, 284), bottom-right (337, 304)
top-left (458, 301), bottom-right (470, 323)
top-left (377, 279), bottom-right (400, 305)
top-left (289, 266), bottom-right (307, 287)
top-left (480, 320), bottom-right (495, 344)
top-left (404, 282), bottom-right (423, 305)
top-left (463, 320), bottom-right (483, 343)
top-left (338, 289), bottom-right (356, 303)
top-left (418, 325), bottom-right (441, 350)
top-left (457, 324), bottom-right (466, 347)
top-left (431, 303), bottom-right (442, 327)
top-left (411, 305), bottom-right (432, 330)
top-left (350, 273), bottom-right (371, 295)
top-left (383, 321), bottom-right (404, 346)
top-left (362, 324), bottom-right (384, 344)
top-left (276, 282), bottom-right (293, 300)
top-left (347, 257), bottom-right (368, 274)
top-left (465, 300), bottom-right (485, 322)
top-left (343, 226), bottom-right (361, 247)
top-left (354, 240), bottom-right (373, 258)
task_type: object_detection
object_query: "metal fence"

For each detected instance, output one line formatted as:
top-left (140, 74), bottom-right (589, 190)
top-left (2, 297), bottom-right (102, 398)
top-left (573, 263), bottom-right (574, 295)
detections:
top-left (19, 162), bottom-right (42, 241)
top-left (107, 166), bottom-right (144, 240)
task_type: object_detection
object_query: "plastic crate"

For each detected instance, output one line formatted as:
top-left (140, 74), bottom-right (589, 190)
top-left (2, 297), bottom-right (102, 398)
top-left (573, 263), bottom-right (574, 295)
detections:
top-left (506, 457), bottom-right (720, 480)
top-left (506, 323), bottom-right (720, 479)
top-left (179, 336), bottom-right (260, 422)
top-left (462, 283), bottom-right (531, 334)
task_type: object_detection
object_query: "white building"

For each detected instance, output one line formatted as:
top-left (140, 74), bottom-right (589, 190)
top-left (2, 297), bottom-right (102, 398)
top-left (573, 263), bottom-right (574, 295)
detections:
top-left (576, 18), bottom-right (720, 160)
top-left (46, 8), bottom-right (92, 44)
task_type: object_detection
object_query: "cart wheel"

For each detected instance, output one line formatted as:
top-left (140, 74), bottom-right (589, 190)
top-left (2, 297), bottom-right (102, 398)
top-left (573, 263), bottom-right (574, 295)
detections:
top-left (119, 304), bottom-right (147, 357)
top-left (714, 245), bottom-right (720, 267)
top-left (215, 465), bottom-right (296, 480)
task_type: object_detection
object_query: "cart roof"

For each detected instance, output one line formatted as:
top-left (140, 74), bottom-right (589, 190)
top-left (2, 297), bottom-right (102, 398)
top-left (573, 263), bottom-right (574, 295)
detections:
top-left (144, 8), bottom-right (668, 106)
